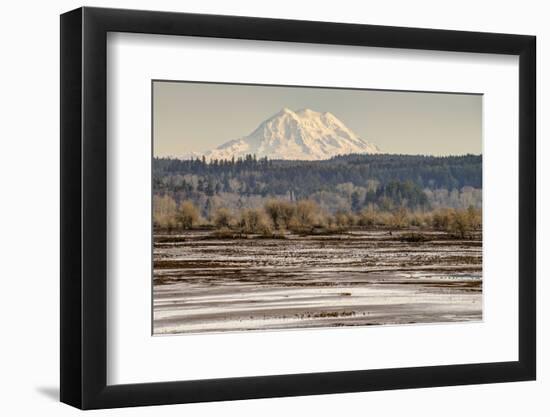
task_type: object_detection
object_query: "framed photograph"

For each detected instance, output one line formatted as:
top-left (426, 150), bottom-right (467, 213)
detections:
top-left (60, 6), bottom-right (536, 409)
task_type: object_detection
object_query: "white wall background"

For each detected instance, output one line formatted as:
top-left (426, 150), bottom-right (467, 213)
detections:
top-left (0, 0), bottom-right (545, 415)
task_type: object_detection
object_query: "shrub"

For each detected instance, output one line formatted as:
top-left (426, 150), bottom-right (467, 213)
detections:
top-left (239, 208), bottom-right (272, 234)
top-left (213, 207), bottom-right (234, 229)
top-left (409, 211), bottom-right (429, 228)
top-left (294, 200), bottom-right (319, 228)
top-left (389, 207), bottom-right (409, 229)
top-left (264, 199), bottom-right (295, 229)
top-left (450, 209), bottom-right (470, 238)
top-left (153, 194), bottom-right (177, 229)
top-left (176, 201), bottom-right (200, 229)
top-left (431, 208), bottom-right (453, 230)
top-left (467, 205), bottom-right (482, 230)
top-left (334, 211), bottom-right (356, 228)
top-left (430, 207), bottom-right (481, 237)
top-left (358, 208), bottom-right (376, 227)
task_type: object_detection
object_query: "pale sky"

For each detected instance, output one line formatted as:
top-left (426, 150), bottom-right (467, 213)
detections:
top-left (153, 80), bottom-right (482, 157)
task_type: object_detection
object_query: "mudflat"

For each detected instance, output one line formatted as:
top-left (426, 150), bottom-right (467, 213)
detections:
top-left (153, 229), bottom-right (482, 334)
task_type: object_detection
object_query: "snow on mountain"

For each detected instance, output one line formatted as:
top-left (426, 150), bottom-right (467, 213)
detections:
top-left (186, 108), bottom-right (380, 161)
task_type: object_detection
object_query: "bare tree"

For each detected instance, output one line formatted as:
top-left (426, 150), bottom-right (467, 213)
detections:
top-left (176, 201), bottom-right (200, 229)
top-left (153, 194), bottom-right (177, 229)
top-left (295, 200), bottom-right (318, 228)
top-left (213, 207), bottom-right (234, 229)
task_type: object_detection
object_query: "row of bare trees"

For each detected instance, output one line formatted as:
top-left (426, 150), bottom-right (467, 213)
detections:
top-left (154, 195), bottom-right (482, 237)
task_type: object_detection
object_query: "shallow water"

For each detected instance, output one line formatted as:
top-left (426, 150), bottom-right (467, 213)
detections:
top-left (153, 230), bottom-right (482, 334)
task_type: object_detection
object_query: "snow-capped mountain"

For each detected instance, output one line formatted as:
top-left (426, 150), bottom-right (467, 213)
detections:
top-left (187, 108), bottom-right (380, 161)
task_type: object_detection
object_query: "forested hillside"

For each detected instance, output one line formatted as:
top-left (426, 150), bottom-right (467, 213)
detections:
top-left (153, 154), bottom-right (482, 217)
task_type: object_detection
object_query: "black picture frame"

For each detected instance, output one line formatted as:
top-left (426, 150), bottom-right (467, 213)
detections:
top-left (60, 6), bottom-right (536, 410)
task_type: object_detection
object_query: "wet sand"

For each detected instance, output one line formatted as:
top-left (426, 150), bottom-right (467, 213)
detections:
top-left (153, 230), bottom-right (482, 334)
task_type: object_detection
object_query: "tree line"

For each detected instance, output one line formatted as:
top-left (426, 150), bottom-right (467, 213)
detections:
top-left (154, 196), bottom-right (482, 239)
top-left (153, 153), bottom-right (482, 199)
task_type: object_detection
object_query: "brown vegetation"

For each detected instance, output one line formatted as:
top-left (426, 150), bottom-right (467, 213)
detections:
top-left (176, 201), bottom-right (200, 229)
top-left (212, 207), bottom-right (233, 229)
top-left (239, 208), bottom-right (272, 235)
top-left (153, 196), bottom-right (482, 237)
top-left (153, 195), bottom-right (177, 229)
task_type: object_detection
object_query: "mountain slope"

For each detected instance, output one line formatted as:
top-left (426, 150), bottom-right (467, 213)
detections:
top-left (190, 108), bottom-right (380, 161)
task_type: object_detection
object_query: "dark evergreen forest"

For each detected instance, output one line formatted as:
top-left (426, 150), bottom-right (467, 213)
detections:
top-left (154, 154), bottom-right (481, 196)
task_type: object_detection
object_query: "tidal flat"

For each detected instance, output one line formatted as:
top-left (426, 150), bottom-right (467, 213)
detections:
top-left (153, 229), bottom-right (482, 334)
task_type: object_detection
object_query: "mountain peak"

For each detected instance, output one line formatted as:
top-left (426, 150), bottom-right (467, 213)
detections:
top-left (277, 107), bottom-right (296, 116)
top-left (295, 108), bottom-right (317, 116)
top-left (189, 108), bottom-right (381, 161)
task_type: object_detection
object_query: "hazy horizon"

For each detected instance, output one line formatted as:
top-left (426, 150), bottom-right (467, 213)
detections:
top-left (153, 81), bottom-right (482, 158)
